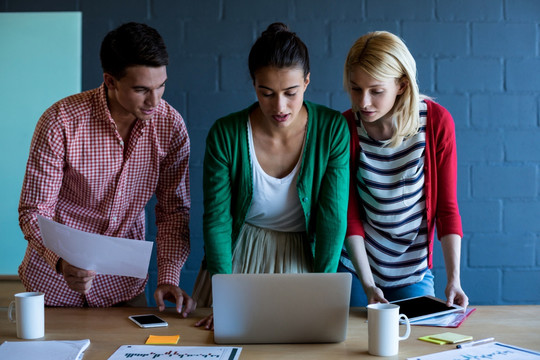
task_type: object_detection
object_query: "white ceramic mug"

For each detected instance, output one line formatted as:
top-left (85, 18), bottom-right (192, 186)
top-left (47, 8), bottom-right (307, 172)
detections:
top-left (8, 292), bottom-right (45, 339)
top-left (367, 303), bottom-right (411, 356)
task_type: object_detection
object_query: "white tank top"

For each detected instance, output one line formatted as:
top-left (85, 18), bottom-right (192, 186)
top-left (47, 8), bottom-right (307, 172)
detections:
top-left (245, 119), bottom-right (305, 232)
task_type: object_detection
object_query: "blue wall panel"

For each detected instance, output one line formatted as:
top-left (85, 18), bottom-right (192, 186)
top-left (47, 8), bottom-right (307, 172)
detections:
top-left (1, 0), bottom-right (538, 305)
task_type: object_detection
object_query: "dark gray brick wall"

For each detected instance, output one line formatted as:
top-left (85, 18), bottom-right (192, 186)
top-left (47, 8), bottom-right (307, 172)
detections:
top-left (2, 0), bottom-right (539, 305)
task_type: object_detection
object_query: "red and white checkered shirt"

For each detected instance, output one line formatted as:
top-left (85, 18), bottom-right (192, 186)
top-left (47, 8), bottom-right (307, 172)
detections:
top-left (18, 84), bottom-right (190, 307)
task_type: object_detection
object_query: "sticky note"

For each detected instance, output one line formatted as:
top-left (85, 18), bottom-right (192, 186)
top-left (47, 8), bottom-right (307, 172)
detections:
top-left (145, 335), bottom-right (180, 345)
top-left (418, 335), bottom-right (448, 345)
top-left (428, 332), bottom-right (473, 344)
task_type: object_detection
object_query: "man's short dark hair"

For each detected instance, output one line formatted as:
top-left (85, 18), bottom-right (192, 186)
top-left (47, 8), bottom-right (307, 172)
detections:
top-left (100, 22), bottom-right (169, 79)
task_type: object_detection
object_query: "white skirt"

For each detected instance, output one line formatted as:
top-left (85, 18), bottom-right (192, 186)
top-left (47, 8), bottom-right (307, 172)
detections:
top-left (192, 223), bottom-right (313, 307)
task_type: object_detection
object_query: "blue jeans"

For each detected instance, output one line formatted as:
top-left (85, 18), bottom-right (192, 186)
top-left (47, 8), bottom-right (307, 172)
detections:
top-left (338, 263), bottom-right (435, 307)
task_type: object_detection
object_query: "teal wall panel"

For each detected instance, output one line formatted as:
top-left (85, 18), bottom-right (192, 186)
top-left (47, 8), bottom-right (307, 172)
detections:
top-left (0, 12), bottom-right (81, 274)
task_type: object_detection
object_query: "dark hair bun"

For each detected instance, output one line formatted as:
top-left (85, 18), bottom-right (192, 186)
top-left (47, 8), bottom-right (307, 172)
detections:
top-left (262, 22), bottom-right (291, 37)
top-left (248, 22), bottom-right (309, 80)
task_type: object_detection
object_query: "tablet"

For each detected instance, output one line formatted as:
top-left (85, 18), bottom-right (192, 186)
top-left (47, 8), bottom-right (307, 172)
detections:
top-left (390, 295), bottom-right (464, 322)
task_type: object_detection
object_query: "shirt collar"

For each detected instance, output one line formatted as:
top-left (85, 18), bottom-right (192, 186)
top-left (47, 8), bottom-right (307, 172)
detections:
top-left (96, 83), bottom-right (116, 125)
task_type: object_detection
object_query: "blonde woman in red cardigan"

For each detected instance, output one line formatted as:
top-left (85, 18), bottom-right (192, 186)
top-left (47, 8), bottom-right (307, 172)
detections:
top-left (340, 31), bottom-right (468, 308)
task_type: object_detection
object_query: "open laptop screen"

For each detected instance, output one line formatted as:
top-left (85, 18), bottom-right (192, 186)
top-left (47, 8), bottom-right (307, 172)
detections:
top-left (212, 272), bottom-right (352, 344)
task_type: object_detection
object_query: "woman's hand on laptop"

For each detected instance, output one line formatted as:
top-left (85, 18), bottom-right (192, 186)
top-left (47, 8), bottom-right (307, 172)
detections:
top-left (195, 313), bottom-right (214, 330)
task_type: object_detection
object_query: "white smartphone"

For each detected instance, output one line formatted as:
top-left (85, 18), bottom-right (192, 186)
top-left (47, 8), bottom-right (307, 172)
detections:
top-left (128, 314), bottom-right (168, 328)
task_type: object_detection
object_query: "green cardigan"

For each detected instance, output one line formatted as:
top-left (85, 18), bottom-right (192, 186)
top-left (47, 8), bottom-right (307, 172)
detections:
top-left (202, 101), bottom-right (350, 275)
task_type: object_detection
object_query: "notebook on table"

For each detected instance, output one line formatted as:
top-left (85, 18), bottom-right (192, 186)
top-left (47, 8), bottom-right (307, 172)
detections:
top-left (212, 272), bottom-right (352, 344)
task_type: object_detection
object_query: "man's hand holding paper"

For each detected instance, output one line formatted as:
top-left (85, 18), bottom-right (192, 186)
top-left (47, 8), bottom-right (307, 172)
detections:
top-left (58, 259), bottom-right (96, 294)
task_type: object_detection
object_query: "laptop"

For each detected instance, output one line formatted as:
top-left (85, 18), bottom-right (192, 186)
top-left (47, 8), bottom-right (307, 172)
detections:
top-left (212, 272), bottom-right (352, 344)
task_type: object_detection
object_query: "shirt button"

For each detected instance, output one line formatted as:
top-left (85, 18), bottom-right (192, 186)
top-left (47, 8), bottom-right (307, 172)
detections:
top-left (111, 216), bottom-right (117, 222)
top-left (303, 197), bottom-right (309, 202)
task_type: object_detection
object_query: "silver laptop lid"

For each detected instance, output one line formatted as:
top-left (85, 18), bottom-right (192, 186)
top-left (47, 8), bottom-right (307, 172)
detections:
top-left (212, 272), bottom-right (351, 344)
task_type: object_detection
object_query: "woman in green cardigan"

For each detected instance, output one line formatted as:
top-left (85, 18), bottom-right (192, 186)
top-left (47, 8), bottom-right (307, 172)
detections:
top-left (194, 22), bottom-right (349, 329)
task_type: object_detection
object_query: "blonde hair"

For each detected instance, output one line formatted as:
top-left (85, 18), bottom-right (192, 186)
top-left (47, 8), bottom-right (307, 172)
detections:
top-left (344, 31), bottom-right (424, 147)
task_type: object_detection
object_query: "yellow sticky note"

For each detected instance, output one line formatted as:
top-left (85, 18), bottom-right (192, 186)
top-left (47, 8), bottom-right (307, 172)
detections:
top-left (429, 332), bottom-right (473, 344)
top-left (418, 335), bottom-right (448, 345)
top-left (145, 335), bottom-right (180, 345)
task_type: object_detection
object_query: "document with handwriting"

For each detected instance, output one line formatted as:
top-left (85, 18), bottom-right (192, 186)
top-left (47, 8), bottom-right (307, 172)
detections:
top-left (107, 345), bottom-right (242, 360)
top-left (408, 342), bottom-right (540, 360)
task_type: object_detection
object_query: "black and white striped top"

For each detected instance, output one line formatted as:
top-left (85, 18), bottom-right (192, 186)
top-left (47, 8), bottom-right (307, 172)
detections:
top-left (343, 101), bottom-right (429, 288)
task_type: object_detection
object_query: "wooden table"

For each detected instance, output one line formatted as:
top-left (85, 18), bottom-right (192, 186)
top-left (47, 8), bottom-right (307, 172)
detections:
top-left (1, 306), bottom-right (539, 359)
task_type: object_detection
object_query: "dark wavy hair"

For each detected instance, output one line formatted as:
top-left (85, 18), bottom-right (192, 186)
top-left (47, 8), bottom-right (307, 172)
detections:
top-left (100, 22), bottom-right (168, 79)
top-left (248, 22), bottom-right (310, 81)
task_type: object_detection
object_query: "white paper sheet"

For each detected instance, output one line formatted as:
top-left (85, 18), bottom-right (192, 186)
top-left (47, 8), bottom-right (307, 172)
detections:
top-left (407, 342), bottom-right (540, 360)
top-left (107, 345), bottom-right (242, 360)
top-left (38, 215), bottom-right (153, 279)
top-left (0, 339), bottom-right (90, 360)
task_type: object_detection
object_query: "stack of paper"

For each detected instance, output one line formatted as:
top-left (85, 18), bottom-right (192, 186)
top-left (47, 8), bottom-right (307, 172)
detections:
top-left (0, 339), bottom-right (90, 360)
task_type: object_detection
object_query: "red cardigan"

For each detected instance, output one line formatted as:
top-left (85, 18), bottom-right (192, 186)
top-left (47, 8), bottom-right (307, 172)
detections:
top-left (345, 100), bottom-right (463, 268)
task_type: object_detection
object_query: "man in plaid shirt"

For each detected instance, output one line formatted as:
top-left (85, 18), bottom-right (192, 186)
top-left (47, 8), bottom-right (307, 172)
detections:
top-left (18, 22), bottom-right (195, 317)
